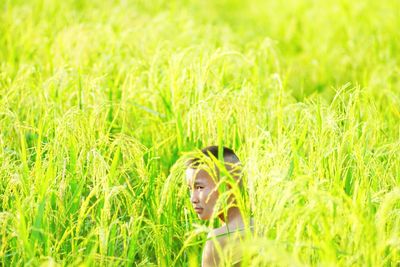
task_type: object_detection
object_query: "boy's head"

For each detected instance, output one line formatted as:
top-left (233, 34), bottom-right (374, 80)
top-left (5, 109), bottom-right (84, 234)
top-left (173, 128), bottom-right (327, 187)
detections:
top-left (185, 146), bottom-right (241, 220)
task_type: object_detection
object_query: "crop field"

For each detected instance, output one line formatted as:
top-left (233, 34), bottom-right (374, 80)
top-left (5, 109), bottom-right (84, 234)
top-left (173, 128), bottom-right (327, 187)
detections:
top-left (0, 0), bottom-right (399, 266)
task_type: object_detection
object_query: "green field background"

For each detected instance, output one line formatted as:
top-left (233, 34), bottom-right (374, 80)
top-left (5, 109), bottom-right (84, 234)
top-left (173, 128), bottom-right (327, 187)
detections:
top-left (1, 0), bottom-right (399, 266)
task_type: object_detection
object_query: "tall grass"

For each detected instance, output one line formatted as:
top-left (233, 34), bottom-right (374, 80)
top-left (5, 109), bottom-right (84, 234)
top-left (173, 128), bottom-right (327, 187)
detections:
top-left (0, 0), bottom-right (399, 265)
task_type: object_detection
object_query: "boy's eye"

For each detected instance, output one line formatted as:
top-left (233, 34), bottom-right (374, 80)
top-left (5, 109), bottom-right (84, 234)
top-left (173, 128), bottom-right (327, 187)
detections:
top-left (195, 186), bottom-right (204, 190)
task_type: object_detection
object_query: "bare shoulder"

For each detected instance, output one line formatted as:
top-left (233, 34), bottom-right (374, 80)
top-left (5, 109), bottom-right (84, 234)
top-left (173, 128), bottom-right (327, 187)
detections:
top-left (202, 240), bottom-right (216, 267)
top-left (202, 227), bottom-right (227, 267)
top-left (207, 226), bottom-right (228, 239)
top-left (202, 220), bottom-right (254, 266)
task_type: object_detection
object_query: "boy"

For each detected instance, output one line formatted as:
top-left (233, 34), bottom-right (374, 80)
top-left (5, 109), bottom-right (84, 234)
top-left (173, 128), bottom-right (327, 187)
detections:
top-left (185, 146), bottom-right (253, 266)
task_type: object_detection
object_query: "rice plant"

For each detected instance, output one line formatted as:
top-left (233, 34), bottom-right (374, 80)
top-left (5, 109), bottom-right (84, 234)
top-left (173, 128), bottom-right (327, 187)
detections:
top-left (0, 0), bottom-right (399, 266)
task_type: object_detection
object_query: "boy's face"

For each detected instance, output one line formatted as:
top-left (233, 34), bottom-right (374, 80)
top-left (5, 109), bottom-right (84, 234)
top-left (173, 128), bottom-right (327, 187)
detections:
top-left (185, 168), bottom-right (219, 220)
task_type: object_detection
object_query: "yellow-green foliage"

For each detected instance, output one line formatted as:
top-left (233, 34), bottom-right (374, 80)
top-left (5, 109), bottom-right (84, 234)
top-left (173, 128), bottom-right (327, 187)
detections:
top-left (0, 0), bottom-right (399, 266)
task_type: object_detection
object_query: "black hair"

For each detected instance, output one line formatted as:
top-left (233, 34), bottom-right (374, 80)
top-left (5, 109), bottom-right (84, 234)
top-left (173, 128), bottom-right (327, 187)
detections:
top-left (186, 145), bottom-right (240, 168)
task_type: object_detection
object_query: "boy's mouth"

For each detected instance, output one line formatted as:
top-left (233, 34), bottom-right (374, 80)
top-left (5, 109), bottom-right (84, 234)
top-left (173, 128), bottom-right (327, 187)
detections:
top-left (194, 207), bottom-right (203, 213)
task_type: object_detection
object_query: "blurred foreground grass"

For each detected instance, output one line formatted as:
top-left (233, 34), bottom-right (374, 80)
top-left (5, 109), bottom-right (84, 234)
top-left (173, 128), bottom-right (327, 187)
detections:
top-left (0, 0), bottom-right (399, 266)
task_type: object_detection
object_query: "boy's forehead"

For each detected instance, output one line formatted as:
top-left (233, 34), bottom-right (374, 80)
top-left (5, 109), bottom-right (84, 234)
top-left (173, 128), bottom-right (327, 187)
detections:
top-left (185, 168), bottom-right (212, 184)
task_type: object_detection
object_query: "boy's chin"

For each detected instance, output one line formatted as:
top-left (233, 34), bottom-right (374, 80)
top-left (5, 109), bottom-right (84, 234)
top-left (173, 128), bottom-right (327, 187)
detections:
top-left (198, 213), bottom-right (212, 220)
top-left (198, 215), bottom-right (209, 220)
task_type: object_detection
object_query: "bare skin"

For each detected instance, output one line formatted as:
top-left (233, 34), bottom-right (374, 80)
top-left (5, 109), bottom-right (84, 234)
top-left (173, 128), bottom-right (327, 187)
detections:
top-left (203, 208), bottom-right (254, 267)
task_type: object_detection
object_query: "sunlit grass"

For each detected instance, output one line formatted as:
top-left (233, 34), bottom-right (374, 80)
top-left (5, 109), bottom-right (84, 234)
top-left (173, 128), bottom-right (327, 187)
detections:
top-left (0, 0), bottom-right (399, 266)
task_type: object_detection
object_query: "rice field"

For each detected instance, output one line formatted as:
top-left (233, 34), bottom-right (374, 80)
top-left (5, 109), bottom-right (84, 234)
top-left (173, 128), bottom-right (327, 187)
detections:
top-left (0, 0), bottom-right (399, 266)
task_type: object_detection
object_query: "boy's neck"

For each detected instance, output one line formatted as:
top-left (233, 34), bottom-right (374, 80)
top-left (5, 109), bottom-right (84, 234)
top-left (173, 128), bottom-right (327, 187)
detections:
top-left (218, 207), bottom-right (244, 229)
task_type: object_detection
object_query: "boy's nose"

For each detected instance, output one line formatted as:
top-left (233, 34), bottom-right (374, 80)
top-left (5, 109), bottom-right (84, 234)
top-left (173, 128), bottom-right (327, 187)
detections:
top-left (190, 191), bottom-right (199, 204)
